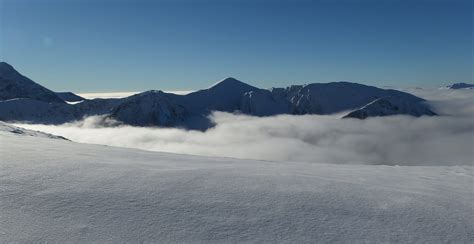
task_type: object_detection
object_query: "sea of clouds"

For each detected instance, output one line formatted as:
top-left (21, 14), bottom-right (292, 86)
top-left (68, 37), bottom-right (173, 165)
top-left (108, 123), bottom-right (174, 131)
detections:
top-left (17, 88), bottom-right (473, 166)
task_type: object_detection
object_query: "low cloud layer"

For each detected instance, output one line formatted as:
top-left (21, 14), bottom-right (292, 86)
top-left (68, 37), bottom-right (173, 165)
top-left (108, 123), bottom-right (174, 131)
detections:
top-left (17, 89), bottom-right (474, 166)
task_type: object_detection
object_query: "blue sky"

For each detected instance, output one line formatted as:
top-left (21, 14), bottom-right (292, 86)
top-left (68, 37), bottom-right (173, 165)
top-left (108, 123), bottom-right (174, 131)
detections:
top-left (0, 0), bottom-right (472, 92)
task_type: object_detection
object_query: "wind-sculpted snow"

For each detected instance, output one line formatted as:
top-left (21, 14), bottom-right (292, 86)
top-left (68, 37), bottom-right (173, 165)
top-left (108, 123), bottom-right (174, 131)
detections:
top-left (0, 129), bottom-right (472, 242)
top-left (0, 121), bottom-right (67, 140)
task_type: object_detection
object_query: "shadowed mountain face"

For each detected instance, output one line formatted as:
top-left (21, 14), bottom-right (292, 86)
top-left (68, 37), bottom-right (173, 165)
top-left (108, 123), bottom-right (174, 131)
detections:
top-left (0, 62), bottom-right (437, 130)
top-left (343, 97), bottom-right (437, 119)
top-left (240, 82), bottom-right (430, 117)
top-left (55, 92), bottom-right (85, 102)
top-left (0, 62), bottom-right (64, 103)
top-left (108, 91), bottom-right (187, 127)
top-left (446, 83), bottom-right (474, 90)
top-left (182, 77), bottom-right (258, 113)
top-left (105, 78), bottom-right (258, 129)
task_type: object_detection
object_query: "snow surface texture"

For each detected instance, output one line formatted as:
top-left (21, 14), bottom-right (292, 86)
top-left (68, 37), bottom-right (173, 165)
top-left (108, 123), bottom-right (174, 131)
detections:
top-left (17, 88), bottom-right (474, 166)
top-left (0, 121), bottom-right (67, 140)
top-left (0, 129), bottom-right (473, 242)
top-left (0, 62), bottom-right (436, 129)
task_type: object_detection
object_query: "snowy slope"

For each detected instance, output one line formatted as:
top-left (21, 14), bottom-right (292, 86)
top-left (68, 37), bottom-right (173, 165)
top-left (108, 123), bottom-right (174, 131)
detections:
top-left (0, 126), bottom-right (473, 242)
top-left (108, 90), bottom-right (186, 127)
top-left (446, 82), bottom-right (474, 89)
top-left (0, 98), bottom-right (121, 124)
top-left (107, 78), bottom-right (258, 129)
top-left (182, 77), bottom-right (258, 113)
top-left (55, 92), bottom-right (85, 102)
top-left (0, 121), bottom-right (67, 139)
top-left (0, 62), bottom-right (64, 103)
top-left (241, 82), bottom-right (435, 117)
top-left (0, 98), bottom-right (76, 124)
top-left (343, 97), bottom-right (437, 119)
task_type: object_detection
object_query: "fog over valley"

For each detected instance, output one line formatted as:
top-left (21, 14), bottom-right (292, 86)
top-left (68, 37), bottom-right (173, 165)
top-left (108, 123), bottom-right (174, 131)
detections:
top-left (16, 88), bottom-right (474, 166)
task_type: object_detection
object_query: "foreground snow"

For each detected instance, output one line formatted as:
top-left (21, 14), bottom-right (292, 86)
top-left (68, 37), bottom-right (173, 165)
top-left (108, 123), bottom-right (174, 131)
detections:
top-left (0, 127), bottom-right (472, 242)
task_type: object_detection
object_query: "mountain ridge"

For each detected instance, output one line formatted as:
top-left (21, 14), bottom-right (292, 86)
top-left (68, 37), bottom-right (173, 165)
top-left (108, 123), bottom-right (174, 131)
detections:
top-left (446, 82), bottom-right (474, 90)
top-left (0, 62), bottom-right (437, 129)
top-left (0, 62), bottom-right (64, 103)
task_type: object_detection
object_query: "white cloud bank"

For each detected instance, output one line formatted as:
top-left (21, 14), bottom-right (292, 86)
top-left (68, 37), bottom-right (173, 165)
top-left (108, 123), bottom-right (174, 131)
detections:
top-left (17, 88), bottom-right (474, 166)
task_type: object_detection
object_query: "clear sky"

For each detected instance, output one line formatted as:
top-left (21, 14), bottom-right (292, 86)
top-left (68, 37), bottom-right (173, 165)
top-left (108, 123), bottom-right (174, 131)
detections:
top-left (0, 0), bottom-right (472, 92)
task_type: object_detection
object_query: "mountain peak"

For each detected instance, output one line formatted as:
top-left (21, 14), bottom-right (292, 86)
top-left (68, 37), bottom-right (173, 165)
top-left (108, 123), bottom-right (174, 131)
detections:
top-left (0, 62), bottom-right (17, 75)
top-left (0, 62), bottom-right (65, 103)
top-left (0, 61), bottom-right (12, 67)
top-left (209, 77), bottom-right (255, 90)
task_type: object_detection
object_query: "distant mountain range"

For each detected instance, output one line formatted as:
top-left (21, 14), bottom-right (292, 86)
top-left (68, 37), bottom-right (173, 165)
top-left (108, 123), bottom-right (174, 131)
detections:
top-left (446, 83), bottom-right (474, 90)
top-left (0, 62), bottom-right (437, 130)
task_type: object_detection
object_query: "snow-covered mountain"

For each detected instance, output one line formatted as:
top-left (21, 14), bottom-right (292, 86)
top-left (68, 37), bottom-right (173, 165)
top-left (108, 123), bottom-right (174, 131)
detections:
top-left (446, 82), bottom-right (474, 90)
top-left (0, 62), bottom-right (64, 103)
top-left (183, 77), bottom-right (258, 113)
top-left (0, 98), bottom-right (75, 124)
top-left (108, 90), bottom-right (186, 127)
top-left (107, 80), bottom-right (436, 129)
top-left (240, 81), bottom-right (436, 117)
top-left (1, 123), bottom-right (472, 242)
top-left (106, 78), bottom-right (258, 129)
top-left (0, 62), bottom-right (436, 129)
top-left (343, 97), bottom-right (437, 119)
top-left (0, 97), bottom-right (122, 124)
top-left (56, 92), bottom-right (85, 102)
